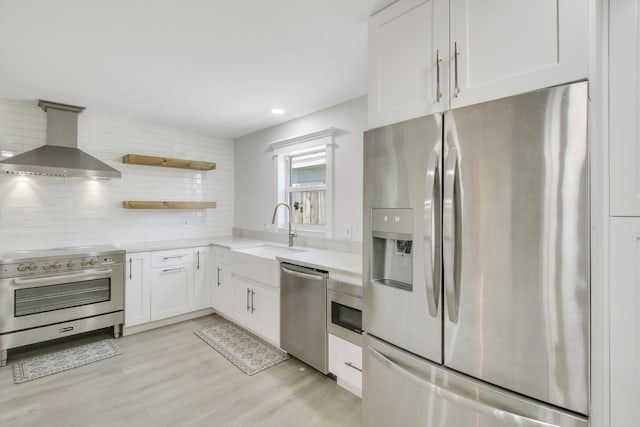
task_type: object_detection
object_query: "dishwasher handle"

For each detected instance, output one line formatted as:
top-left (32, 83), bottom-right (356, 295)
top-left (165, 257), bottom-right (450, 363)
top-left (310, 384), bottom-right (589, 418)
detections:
top-left (281, 265), bottom-right (325, 281)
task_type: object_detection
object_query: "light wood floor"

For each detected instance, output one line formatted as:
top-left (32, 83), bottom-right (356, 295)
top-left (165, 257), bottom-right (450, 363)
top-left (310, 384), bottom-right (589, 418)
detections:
top-left (0, 315), bottom-right (362, 427)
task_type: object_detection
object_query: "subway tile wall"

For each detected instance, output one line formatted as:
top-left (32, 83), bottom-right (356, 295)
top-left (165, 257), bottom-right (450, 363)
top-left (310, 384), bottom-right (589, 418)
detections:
top-left (0, 100), bottom-right (234, 251)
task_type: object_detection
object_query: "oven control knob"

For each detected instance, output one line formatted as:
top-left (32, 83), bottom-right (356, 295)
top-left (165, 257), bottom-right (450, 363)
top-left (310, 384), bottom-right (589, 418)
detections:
top-left (67, 260), bottom-right (76, 268)
top-left (80, 259), bottom-right (89, 267)
top-left (28, 263), bottom-right (38, 271)
top-left (43, 263), bottom-right (52, 270)
top-left (53, 262), bottom-right (62, 270)
top-left (17, 263), bottom-right (27, 272)
top-left (89, 258), bottom-right (98, 266)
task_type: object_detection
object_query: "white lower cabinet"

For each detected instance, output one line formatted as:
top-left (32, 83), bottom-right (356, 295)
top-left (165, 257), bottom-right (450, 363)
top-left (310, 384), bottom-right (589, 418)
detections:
top-left (150, 260), bottom-right (193, 321)
top-left (125, 252), bottom-right (152, 327)
top-left (610, 217), bottom-right (640, 427)
top-left (212, 247), bottom-right (234, 315)
top-left (329, 333), bottom-right (362, 397)
top-left (192, 246), bottom-right (211, 311)
top-left (125, 247), bottom-right (210, 331)
top-left (232, 274), bottom-right (280, 346)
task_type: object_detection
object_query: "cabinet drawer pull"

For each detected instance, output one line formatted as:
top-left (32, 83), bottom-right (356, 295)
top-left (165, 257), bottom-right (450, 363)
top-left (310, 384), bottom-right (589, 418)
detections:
top-left (344, 361), bottom-right (362, 372)
top-left (162, 267), bottom-right (186, 274)
top-left (162, 254), bottom-right (187, 260)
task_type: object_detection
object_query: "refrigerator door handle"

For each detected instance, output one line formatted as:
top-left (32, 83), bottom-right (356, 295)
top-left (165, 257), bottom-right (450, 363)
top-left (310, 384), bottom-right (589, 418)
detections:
top-left (424, 150), bottom-right (440, 317)
top-left (368, 347), bottom-right (561, 427)
top-left (443, 147), bottom-right (459, 323)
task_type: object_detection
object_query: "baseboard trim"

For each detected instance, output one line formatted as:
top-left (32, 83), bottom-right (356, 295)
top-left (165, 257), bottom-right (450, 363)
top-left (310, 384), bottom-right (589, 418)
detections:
top-left (124, 308), bottom-right (215, 336)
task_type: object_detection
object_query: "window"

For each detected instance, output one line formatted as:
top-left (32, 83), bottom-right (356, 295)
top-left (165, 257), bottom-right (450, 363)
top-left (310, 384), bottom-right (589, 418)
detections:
top-left (270, 128), bottom-right (335, 236)
top-left (287, 146), bottom-right (326, 226)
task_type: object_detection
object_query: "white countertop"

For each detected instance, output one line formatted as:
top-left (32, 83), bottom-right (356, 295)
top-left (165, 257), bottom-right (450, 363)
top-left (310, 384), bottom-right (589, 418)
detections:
top-left (277, 249), bottom-right (362, 280)
top-left (120, 236), bottom-right (362, 279)
top-left (121, 238), bottom-right (216, 253)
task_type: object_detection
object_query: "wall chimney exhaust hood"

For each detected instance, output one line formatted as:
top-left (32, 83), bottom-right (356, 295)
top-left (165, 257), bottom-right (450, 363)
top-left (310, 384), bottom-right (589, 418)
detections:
top-left (0, 100), bottom-right (121, 178)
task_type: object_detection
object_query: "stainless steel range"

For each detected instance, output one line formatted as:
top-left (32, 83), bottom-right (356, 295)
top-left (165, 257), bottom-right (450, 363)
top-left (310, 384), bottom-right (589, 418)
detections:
top-left (0, 246), bottom-right (125, 366)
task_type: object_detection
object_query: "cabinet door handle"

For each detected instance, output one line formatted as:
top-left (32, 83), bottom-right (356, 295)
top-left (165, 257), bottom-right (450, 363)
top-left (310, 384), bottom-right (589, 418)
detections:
top-left (344, 361), bottom-right (362, 372)
top-left (436, 49), bottom-right (443, 102)
top-left (454, 42), bottom-right (461, 97)
top-left (246, 288), bottom-right (251, 311)
top-left (129, 257), bottom-right (132, 280)
top-left (217, 267), bottom-right (222, 286)
top-left (251, 290), bottom-right (255, 313)
top-left (197, 251), bottom-right (200, 270)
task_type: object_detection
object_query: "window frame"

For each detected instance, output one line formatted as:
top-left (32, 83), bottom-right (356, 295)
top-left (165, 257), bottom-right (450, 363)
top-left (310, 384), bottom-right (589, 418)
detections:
top-left (269, 128), bottom-right (335, 237)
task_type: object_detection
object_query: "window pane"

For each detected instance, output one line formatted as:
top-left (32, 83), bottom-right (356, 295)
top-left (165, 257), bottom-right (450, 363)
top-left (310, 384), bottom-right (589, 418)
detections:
top-left (290, 190), bottom-right (326, 225)
top-left (290, 150), bottom-right (326, 186)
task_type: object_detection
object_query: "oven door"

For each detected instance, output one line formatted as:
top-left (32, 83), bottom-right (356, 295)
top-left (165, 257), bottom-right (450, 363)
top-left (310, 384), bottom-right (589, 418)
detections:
top-left (327, 289), bottom-right (363, 346)
top-left (0, 267), bottom-right (124, 334)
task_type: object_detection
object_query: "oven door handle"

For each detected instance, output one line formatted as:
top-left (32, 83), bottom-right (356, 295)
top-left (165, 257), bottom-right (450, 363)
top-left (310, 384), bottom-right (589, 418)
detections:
top-left (12, 269), bottom-right (114, 288)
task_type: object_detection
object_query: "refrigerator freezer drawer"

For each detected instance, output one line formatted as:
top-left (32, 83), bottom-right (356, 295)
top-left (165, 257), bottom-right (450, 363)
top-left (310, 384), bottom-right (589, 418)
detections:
top-left (363, 334), bottom-right (588, 427)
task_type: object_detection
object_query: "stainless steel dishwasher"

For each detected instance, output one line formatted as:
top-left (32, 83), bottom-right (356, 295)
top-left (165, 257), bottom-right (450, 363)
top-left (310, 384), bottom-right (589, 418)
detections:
top-left (280, 262), bottom-right (329, 374)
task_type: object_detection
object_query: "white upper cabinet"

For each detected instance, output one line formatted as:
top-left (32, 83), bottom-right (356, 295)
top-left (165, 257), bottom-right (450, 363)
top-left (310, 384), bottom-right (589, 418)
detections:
top-left (368, 0), bottom-right (449, 128)
top-left (449, 0), bottom-right (587, 109)
top-left (610, 0), bottom-right (640, 216)
top-left (368, 0), bottom-right (588, 128)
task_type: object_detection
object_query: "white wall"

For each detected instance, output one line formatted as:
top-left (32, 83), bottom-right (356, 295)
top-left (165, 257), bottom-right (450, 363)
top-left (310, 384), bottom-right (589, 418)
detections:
top-left (0, 100), bottom-right (234, 251)
top-left (234, 96), bottom-right (366, 247)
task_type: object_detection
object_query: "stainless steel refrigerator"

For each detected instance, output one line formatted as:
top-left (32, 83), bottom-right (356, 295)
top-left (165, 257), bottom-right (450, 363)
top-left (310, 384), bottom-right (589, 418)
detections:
top-left (362, 82), bottom-right (589, 427)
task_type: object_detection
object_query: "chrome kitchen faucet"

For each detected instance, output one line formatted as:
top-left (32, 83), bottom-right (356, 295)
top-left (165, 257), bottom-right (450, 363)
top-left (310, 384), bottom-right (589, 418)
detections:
top-left (272, 202), bottom-right (296, 247)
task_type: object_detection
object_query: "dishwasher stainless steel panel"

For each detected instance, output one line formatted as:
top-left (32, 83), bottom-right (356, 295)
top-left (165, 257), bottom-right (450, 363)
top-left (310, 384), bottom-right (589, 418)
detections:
top-left (280, 262), bottom-right (328, 374)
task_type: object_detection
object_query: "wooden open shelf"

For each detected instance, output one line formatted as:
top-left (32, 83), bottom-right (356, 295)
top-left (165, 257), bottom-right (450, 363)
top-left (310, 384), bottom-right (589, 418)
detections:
top-left (122, 201), bottom-right (217, 209)
top-left (122, 154), bottom-right (216, 171)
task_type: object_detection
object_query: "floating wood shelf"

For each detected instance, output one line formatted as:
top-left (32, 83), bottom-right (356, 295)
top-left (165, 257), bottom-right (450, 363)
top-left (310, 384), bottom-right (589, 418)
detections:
top-left (122, 154), bottom-right (216, 171)
top-left (122, 201), bottom-right (217, 209)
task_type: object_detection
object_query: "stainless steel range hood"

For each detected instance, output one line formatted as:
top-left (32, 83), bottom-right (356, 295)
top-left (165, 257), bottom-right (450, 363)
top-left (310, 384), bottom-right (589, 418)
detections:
top-left (0, 100), bottom-right (121, 178)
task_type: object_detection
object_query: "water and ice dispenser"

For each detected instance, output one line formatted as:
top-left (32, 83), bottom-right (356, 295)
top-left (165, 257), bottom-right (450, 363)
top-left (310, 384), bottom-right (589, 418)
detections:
top-left (370, 208), bottom-right (413, 291)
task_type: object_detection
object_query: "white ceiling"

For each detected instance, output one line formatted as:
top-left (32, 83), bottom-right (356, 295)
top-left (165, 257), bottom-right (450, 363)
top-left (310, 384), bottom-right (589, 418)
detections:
top-left (0, 0), bottom-right (394, 139)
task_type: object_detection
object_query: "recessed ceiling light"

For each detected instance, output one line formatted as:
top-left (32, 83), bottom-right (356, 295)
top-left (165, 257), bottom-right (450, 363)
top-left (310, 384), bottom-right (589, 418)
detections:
top-left (271, 108), bottom-right (285, 115)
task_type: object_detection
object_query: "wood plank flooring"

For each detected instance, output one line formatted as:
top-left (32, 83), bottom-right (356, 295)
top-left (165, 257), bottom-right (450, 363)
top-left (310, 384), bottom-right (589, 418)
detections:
top-left (0, 315), bottom-right (362, 427)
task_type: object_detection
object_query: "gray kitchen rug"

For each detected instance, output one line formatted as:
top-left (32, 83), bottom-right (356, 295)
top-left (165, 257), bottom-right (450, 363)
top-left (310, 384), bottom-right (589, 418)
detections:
top-left (195, 320), bottom-right (289, 376)
top-left (13, 339), bottom-right (122, 384)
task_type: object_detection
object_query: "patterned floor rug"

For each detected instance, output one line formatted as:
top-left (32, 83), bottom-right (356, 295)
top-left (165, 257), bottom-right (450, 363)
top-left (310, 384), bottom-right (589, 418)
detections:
top-left (195, 320), bottom-right (290, 376)
top-left (13, 339), bottom-right (122, 384)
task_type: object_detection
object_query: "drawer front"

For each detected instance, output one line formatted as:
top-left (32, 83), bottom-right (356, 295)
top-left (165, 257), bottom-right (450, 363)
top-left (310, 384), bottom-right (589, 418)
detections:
top-left (329, 333), bottom-right (362, 393)
top-left (151, 248), bottom-right (193, 268)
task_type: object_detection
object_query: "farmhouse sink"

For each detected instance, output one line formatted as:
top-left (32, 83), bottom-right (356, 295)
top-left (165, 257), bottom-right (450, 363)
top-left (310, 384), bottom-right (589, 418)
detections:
top-left (234, 244), bottom-right (308, 260)
top-left (232, 244), bottom-right (308, 286)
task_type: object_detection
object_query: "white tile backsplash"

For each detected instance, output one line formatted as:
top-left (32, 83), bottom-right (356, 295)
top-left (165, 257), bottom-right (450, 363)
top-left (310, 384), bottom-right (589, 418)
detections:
top-left (0, 100), bottom-right (234, 251)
